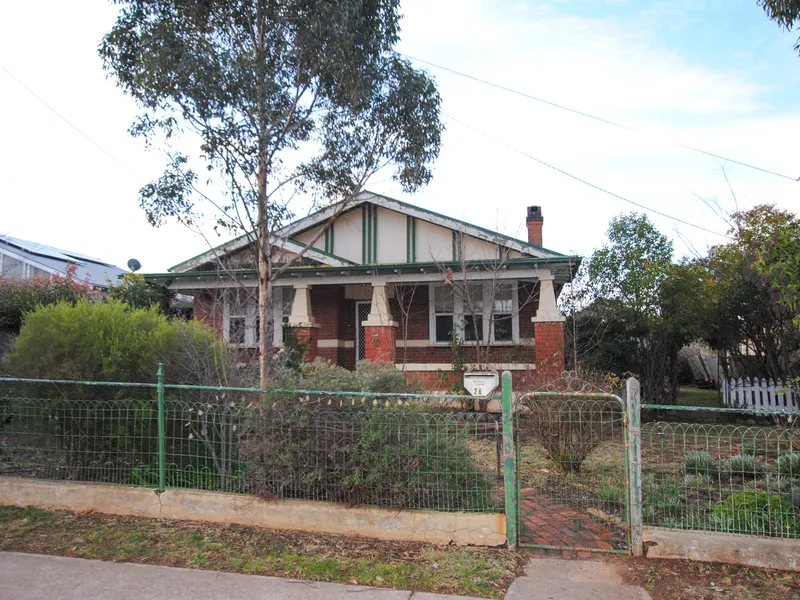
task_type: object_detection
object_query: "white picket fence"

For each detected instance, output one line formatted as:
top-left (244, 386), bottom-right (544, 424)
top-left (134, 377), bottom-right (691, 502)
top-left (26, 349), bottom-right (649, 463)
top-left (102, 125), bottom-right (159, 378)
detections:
top-left (721, 377), bottom-right (797, 411)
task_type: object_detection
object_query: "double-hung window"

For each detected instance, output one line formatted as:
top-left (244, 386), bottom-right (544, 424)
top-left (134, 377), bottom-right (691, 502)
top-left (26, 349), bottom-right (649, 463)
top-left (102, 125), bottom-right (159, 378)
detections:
top-left (429, 282), bottom-right (518, 345)
top-left (280, 287), bottom-right (295, 342)
top-left (432, 285), bottom-right (455, 344)
top-left (462, 284), bottom-right (484, 342)
top-left (492, 284), bottom-right (514, 342)
top-left (226, 288), bottom-right (256, 346)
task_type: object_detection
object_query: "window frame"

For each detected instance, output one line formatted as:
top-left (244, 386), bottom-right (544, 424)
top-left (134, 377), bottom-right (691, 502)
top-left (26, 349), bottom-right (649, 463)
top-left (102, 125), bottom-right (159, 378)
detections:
top-left (430, 284), bottom-right (456, 344)
top-left (428, 281), bottom-right (520, 346)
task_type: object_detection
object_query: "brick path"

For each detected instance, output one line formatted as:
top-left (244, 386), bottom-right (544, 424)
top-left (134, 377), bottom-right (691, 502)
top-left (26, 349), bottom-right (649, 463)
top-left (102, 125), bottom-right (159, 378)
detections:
top-left (519, 488), bottom-right (628, 552)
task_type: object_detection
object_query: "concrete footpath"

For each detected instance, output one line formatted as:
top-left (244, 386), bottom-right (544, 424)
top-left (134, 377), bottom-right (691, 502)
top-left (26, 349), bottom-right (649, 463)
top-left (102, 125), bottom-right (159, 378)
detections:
top-left (0, 552), bottom-right (478, 600)
top-left (506, 558), bottom-right (652, 600)
top-left (0, 552), bottom-right (652, 600)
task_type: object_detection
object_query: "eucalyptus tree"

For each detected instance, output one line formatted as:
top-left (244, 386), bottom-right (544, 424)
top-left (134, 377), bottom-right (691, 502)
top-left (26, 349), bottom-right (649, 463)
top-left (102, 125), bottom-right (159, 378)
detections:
top-left (100, 0), bottom-right (443, 384)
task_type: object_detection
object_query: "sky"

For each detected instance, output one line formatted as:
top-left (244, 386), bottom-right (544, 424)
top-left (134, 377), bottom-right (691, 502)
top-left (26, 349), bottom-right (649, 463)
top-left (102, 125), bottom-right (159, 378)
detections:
top-left (1, 0), bottom-right (798, 273)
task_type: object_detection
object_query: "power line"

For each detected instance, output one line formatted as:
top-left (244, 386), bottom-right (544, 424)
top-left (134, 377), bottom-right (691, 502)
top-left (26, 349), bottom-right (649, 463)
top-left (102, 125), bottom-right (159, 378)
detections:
top-left (443, 112), bottom-right (730, 238)
top-left (0, 61), bottom-right (140, 179)
top-left (402, 53), bottom-right (799, 183)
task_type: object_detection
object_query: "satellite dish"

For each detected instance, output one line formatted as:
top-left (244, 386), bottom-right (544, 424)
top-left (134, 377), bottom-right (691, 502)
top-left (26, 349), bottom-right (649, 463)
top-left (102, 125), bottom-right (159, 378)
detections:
top-left (127, 258), bottom-right (142, 272)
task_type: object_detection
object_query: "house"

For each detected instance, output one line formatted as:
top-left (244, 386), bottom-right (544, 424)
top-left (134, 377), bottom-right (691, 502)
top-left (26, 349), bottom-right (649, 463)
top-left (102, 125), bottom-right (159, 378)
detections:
top-left (0, 235), bottom-right (127, 289)
top-left (146, 191), bottom-right (579, 387)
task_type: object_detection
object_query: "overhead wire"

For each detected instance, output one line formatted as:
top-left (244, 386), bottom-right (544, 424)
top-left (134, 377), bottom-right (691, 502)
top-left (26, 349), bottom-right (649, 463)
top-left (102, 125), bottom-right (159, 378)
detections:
top-left (0, 61), bottom-right (141, 179)
top-left (402, 53), bottom-right (799, 183)
top-left (443, 111), bottom-right (730, 238)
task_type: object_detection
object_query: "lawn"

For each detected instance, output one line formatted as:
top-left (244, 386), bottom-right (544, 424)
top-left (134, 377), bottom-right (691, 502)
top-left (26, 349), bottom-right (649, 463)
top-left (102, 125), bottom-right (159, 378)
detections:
top-left (677, 387), bottom-right (720, 408)
top-left (0, 506), bottom-right (524, 599)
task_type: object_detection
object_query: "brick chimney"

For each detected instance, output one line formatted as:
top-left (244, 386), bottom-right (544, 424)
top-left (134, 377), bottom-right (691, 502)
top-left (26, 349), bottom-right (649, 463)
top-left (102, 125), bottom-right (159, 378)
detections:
top-left (526, 206), bottom-right (543, 247)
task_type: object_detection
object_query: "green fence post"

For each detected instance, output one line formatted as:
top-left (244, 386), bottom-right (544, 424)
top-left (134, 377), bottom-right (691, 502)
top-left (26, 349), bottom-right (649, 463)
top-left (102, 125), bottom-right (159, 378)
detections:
top-left (157, 363), bottom-right (166, 494)
top-left (625, 377), bottom-right (643, 556)
top-left (501, 370), bottom-right (517, 549)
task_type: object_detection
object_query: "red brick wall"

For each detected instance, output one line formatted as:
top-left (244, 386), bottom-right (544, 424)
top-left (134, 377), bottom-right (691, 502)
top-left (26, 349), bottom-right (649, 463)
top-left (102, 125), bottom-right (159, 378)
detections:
top-left (533, 320), bottom-right (565, 377)
top-left (193, 290), bottom-right (224, 335)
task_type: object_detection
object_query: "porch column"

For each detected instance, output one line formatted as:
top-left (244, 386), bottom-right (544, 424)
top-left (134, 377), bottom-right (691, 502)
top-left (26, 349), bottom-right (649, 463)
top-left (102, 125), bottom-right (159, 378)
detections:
top-left (361, 282), bottom-right (398, 363)
top-left (531, 273), bottom-right (566, 379)
top-left (288, 284), bottom-right (319, 362)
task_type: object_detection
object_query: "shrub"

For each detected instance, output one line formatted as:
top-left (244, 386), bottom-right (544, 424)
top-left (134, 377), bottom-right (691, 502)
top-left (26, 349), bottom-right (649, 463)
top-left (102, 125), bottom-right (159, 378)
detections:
top-left (713, 492), bottom-right (798, 536)
top-left (4, 300), bottom-right (236, 482)
top-left (0, 265), bottom-right (91, 332)
top-left (684, 451), bottom-right (719, 476)
top-left (525, 397), bottom-right (617, 473)
top-left (239, 404), bottom-right (495, 511)
top-left (6, 300), bottom-right (229, 386)
top-left (724, 454), bottom-right (767, 480)
top-left (295, 359), bottom-right (411, 394)
top-left (775, 453), bottom-right (800, 476)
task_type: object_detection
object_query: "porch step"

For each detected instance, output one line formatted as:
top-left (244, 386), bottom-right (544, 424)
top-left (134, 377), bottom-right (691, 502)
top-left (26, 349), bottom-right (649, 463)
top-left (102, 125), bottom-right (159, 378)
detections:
top-left (505, 558), bottom-right (651, 600)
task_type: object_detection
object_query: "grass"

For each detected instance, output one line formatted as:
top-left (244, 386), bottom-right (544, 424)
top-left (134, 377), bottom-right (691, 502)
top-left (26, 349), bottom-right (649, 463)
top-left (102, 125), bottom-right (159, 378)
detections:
top-left (0, 506), bottom-right (523, 599)
top-left (677, 387), bottom-right (720, 408)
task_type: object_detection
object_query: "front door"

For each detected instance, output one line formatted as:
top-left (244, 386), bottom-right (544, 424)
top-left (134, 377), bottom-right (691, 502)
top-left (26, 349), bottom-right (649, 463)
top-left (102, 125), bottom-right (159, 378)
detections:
top-left (355, 301), bottom-right (371, 361)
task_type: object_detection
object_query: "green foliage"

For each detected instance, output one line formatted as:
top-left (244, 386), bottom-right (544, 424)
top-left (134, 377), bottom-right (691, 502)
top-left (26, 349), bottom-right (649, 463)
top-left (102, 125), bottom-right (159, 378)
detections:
top-left (645, 483), bottom-right (682, 510)
top-left (713, 491), bottom-right (798, 536)
top-left (775, 453), bottom-right (800, 476)
top-left (596, 484), bottom-right (625, 506)
top-left (684, 451), bottom-right (720, 477)
top-left (6, 300), bottom-right (225, 385)
top-left (702, 206), bottom-right (799, 381)
top-left (589, 213), bottom-right (673, 315)
top-left (100, 0), bottom-right (444, 384)
top-left (724, 454), bottom-right (767, 479)
top-left (109, 273), bottom-right (174, 313)
top-left (759, 0), bottom-right (800, 53)
top-left (0, 265), bottom-right (91, 332)
top-left (240, 403), bottom-right (494, 511)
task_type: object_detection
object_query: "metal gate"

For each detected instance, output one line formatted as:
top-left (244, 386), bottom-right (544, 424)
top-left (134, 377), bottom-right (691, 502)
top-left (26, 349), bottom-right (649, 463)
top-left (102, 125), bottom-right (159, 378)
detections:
top-left (515, 381), bottom-right (630, 553)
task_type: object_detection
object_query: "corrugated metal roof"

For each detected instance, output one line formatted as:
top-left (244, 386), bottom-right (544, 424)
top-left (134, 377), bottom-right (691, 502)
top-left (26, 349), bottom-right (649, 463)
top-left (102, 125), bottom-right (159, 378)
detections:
top-left (0, 235), bottom-right (108, 265)
top-left (0, 235), bottom-right (127, 288)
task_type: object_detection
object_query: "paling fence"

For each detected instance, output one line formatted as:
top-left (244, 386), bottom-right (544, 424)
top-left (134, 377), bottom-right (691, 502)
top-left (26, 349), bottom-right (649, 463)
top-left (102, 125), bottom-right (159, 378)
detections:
top-left (0, 372), bottom-right (504, 514)
top-left (721, 377), bottom-right (797, 412)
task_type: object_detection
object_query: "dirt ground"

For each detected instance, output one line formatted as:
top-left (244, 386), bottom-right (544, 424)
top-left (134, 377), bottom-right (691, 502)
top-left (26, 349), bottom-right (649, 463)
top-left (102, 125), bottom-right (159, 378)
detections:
top-left (604, 554), bottom-right (800, 600)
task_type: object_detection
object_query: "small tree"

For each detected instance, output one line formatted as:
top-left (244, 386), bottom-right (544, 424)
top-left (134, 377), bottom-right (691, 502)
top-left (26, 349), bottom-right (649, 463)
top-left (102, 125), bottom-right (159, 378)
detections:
top-left (100, 0), bottom-right (443, 387)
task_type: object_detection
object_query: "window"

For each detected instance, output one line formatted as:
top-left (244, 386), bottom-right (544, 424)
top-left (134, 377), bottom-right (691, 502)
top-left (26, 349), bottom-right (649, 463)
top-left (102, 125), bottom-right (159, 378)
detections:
top-left (432, 285), bottom-right (454, 343)
top-left (280, 287), bottom-right (295, 342)
top-left (429, 281), bottom-right (519, 345)
top-left (462, 284), bottom-right (484, 342)
top-left (492, 285), bottom-right (514, 342)
top-left (226, 288), bottom-right (257, 346)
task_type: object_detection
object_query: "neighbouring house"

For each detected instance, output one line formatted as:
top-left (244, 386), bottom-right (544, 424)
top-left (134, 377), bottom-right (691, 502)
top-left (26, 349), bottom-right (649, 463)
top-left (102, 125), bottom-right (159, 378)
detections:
top-left (0, 235), bottom-right (127, 290)
top-left (146, 191), bottom-right (579, 387)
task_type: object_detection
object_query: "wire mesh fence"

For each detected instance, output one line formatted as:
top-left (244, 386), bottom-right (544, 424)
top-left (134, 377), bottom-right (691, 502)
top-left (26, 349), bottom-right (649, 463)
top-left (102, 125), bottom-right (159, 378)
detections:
top-left (641, 415), bottom-right (800, 539)
top-left (515, 392), bottom-right (630, 552)
top-left (0, 378), bottom-right (504, 513)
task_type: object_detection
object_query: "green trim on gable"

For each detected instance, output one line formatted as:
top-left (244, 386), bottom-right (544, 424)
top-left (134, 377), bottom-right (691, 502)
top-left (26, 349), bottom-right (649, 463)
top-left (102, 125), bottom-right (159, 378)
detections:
top-left (362, 205), bottom-right (367, 264)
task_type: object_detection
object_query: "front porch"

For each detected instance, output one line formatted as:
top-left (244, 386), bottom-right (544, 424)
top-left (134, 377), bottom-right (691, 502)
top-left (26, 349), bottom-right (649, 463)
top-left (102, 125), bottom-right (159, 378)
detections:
top-left (180, 263), bottom-right (569, 387)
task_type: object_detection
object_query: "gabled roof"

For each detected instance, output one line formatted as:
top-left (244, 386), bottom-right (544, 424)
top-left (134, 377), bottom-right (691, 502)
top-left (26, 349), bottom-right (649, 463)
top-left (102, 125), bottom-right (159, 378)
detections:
top-left (170, 190), bottom-right (565, 273)
top-left (170, 233), bottom-right (355, 273)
